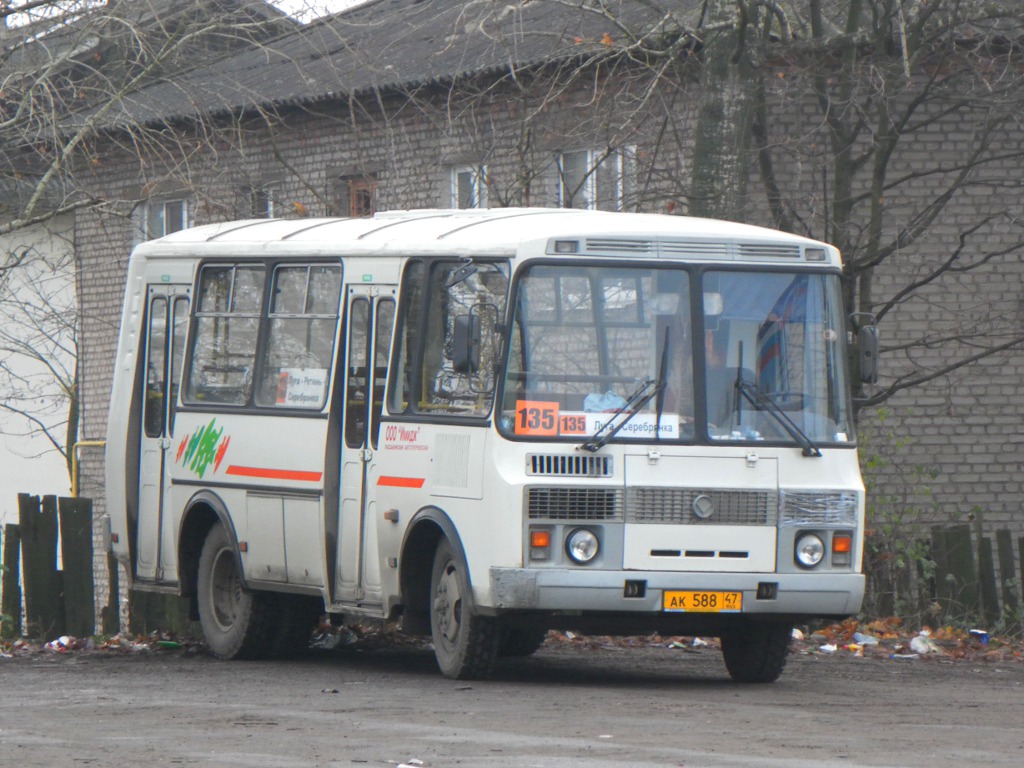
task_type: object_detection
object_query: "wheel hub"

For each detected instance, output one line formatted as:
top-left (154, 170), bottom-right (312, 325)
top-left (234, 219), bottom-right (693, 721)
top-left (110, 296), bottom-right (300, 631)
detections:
top-left (433, 562), bottom-right (462, 645)
top-left (210, 547), bottom-right (242, 631)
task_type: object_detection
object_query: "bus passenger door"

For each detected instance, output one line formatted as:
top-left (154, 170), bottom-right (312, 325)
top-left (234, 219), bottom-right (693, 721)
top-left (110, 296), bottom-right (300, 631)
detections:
top-left (336, 285), bottom-right (396, 605)
top-left (137, 287), bottom-right (190, 581)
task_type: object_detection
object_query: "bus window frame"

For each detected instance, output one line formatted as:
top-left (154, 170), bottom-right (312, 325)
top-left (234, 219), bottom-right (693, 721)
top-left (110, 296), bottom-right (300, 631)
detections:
top-left (179, 257), bottom-right (344, 417)
top-left (385, 256), bottom-right (510, 422)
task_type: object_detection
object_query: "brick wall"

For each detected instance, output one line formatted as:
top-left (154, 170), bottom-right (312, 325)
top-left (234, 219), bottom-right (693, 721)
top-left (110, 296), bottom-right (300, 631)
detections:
top-left (75, 70), bottom-right (1024, 618)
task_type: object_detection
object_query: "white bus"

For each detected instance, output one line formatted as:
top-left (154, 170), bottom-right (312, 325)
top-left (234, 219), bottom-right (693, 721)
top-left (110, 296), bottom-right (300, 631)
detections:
top-left (105, 208), bottom-right (874, 682)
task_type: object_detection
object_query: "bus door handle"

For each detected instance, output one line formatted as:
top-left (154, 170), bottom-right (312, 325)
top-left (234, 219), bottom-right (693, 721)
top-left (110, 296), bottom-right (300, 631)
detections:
top-left (159, 437), bottom-right (171, 450)
top-left (361, 448), bottom-right (373, 462)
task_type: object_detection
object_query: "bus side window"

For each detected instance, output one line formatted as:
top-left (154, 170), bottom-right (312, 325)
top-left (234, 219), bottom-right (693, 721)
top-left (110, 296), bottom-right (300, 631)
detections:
top-left (256, 264), bottom-right (343, 409)
top-left (388, 261), bottom-right (426, 414)
top-left (144, 296), bottom-right (168, 437)
top-left (388, 259), bottom-right (509, 417)
top-left (422, 261), bottom-right (509, 415)
top-left (370, 298), bottom-right (395, 448)
top-left (345, 298), bottom-right (370, 447)
top-left (168, 297), bottom-right (189, 433)
top-left (185, 264), bottom-right (265, 406)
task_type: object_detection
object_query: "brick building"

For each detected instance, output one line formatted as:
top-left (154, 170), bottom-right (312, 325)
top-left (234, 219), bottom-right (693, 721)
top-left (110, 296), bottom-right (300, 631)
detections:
top-left (66, 1), bottom-right (1024, 617)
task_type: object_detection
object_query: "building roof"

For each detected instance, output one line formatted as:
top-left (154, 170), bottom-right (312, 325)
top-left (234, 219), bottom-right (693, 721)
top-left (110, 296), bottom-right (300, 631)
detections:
top-left (82, 0), bottom-right (696, 128)
top-left (63, 0), bottom-right (1024, 132)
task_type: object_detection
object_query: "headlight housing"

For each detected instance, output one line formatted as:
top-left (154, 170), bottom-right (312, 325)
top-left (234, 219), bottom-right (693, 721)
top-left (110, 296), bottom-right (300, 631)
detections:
top-left (565, 528), bottom-right (599, 564)
top-left (795, 533), bottom-right (825, 568)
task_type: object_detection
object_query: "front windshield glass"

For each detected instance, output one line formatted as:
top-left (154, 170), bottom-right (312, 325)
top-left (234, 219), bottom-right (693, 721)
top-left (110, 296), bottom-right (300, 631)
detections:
top-left (703, 270), bottom-right (853, 445)
top-left (498, 264), bottom-right (693, 442)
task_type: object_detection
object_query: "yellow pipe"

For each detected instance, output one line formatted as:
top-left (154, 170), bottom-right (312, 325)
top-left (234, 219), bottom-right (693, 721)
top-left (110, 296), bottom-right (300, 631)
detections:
top-left (71, 440), bottom-right (106, 498)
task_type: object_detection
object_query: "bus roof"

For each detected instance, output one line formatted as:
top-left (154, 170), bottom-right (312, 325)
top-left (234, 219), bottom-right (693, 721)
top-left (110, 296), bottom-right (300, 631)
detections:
top-left (132, 208), bottom-right (841, 266)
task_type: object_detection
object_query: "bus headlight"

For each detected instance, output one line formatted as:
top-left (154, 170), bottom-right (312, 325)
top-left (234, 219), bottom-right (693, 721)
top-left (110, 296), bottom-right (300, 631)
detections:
top-left (565, 528), bottom-right (599, 564)
top-left (795, 533), bottom-right (825, 568)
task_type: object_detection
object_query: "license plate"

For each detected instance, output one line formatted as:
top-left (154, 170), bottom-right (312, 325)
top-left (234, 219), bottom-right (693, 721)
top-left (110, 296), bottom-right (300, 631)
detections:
top-left (663, 590), bottom-right (742, 613)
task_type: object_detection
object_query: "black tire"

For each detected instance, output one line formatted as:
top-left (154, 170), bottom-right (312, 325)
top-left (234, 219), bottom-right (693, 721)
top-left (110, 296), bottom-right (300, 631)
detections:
top-left (429, 538), bottom-right (501, 679)
top-left (720, 619), bottom-right (793, 683)
top-left (196, 523), bottom-right (276, 660)
top-left (269, 595), bottom-right (323, 658)
top-left (500, 627), bottom-right (548, 657)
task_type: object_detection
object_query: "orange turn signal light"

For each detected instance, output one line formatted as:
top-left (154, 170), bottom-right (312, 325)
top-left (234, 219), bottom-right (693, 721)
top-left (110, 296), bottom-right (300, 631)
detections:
top-left (832, 534), bottom-right (852, 553)
top-left (531, 530), bottom-right (551, 548)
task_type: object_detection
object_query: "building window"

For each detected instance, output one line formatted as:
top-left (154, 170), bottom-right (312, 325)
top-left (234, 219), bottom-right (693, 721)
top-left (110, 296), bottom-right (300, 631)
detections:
top-left (556, 150), bottom-right (596, 210)
top-left (555, 148), bottom-right (637, 212)
top-left (250, 183), bottom-right (280, 218)
top-left (451, 165), bottom-right (488, 209)
top-left (135, 198), bottom-right (189, 242)
top-left (330, 174), bottom-right (378, 218)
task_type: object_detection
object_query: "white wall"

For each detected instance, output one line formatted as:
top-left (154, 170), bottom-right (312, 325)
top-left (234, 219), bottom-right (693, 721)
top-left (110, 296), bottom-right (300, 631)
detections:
top-left (0, 215), bottom-right (75, 527)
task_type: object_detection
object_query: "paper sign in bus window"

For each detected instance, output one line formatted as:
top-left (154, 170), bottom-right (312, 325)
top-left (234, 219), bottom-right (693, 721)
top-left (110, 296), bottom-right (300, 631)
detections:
top-left (276, 368), bottom-right (328, 408)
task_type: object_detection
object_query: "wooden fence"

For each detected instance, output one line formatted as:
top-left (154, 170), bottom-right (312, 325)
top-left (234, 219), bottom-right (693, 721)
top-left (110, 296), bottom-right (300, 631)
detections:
top-left (931, 524), bottom-right (1023, 627)
top-left (3, 497), bottom-right (1022, 640)
top-left (1, 494), bottom-right (119, 640)
top-left (2, 494), bottom-right (191, 640)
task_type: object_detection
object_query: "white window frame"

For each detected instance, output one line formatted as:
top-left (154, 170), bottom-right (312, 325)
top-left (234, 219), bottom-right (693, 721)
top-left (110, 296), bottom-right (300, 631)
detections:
top-left (251, 183), bottom-right (280, 219)
top-left (450, 165), bottom-right (488, 209)
top-left (133, 198), bottom-right (190, 245)
top-left (556, 150), bottom-right (596, 210)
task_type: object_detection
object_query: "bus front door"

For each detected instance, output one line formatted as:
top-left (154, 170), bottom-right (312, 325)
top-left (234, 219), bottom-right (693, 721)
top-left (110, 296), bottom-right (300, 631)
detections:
top-left (137, 287), bottom-right (190, 581)
top-left (336, 285), bottom-right (396, 606)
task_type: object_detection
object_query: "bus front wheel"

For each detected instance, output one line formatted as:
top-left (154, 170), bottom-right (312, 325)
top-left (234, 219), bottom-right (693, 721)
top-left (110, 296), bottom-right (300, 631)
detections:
top-left (429, 538), bottom-right (501, 679)
top-left (720, 619), bottom-right (793, 683)
top-left (197, 523), bottom-right (275, 659)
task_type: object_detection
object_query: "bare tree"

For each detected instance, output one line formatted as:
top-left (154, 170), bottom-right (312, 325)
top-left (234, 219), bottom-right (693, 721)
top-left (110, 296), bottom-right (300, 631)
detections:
top-left (0, 0), bottom-right (298, 478)
top-left (0, 235), bottom-right (77, 478)
top-left (640, 0), bottom-right (1024, 406)
top-left (468, 1), bottom-right (1024, 409)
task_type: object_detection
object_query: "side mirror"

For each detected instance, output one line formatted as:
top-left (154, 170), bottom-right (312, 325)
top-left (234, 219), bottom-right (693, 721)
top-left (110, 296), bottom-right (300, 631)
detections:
top-left (850, 313), bottom-right (879, 385)
top-left (452, 314), bottom-right (481, 374)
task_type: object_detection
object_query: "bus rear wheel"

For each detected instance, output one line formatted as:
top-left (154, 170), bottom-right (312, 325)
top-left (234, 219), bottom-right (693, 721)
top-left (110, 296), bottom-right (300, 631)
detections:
top-left (720, 619), bottom-right (793, 683)
top-left (429, 538), bottom-right (501, 679)
top-left (197, 523), bottom-right (275, 659)
top-left (500, 627), bottom-right (548, 657)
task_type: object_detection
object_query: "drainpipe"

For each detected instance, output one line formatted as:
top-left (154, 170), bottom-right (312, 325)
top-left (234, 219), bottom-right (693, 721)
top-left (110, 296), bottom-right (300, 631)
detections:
top-left (71, 440), bottom-right (106, 498)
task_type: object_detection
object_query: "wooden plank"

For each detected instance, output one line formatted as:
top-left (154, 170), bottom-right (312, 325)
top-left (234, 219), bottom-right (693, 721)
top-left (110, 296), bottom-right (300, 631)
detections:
top-left (977, 536), bottom-right (999, 626)
top-left (59, 497), bottom-right (95, 638)
top-left (102, 551), bottom-right (121, 636)
top-left (1015, 536), bottom-right (1024, 610)
top-left (19, 494), bottom-right (64, 639)
top-left (932, 524), bottom-right (979, 621)
top-left (2, 523), bottom-right (22, 638)
top-left (930, 525), bottom-right (950, 623)
top-left (995, 529), bottom-right (1019, 621)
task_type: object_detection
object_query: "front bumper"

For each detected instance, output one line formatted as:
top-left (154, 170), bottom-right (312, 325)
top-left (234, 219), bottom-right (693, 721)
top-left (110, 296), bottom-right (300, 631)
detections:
top-left (488, 567), bottom-right (864, 617)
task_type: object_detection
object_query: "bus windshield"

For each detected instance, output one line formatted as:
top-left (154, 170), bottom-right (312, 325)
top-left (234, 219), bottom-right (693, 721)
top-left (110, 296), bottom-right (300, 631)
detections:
top-left (498, 263), bottom-right (853, 447)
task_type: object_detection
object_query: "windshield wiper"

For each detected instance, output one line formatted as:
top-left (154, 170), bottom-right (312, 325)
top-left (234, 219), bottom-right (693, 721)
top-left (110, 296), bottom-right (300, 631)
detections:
top-left (578, 377), bottom-right (662, 453)
top-left (734, 377), bottom-right (822, 458)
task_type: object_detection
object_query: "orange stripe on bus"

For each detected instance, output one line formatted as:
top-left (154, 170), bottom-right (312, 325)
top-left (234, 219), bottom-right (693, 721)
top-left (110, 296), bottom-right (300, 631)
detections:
top-left (225, 465), bottom-right (323, 482)
top-left (377, 475), bottom-right (425, 488)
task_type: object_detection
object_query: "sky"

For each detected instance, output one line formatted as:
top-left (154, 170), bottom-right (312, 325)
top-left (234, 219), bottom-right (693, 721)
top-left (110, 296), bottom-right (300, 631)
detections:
top-left (270, 0), bottom-right (367, 22)
top-left (5, 1), bottom-right (368, 29)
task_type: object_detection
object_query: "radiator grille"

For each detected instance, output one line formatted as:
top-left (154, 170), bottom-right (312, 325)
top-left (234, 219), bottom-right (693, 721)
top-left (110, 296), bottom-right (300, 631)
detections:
top-left (527, 487), bottom-right (623, 521)
top-left (738, 243), bottom-right (801, 259)
top-left (527, 454), bottom-right (613, 477)
top-left (659, 241), bottom-right (732, 257)
top-left (585, 238), bottom-right (653, 254)
top-left (626, 488), bottom-right (776, 525)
